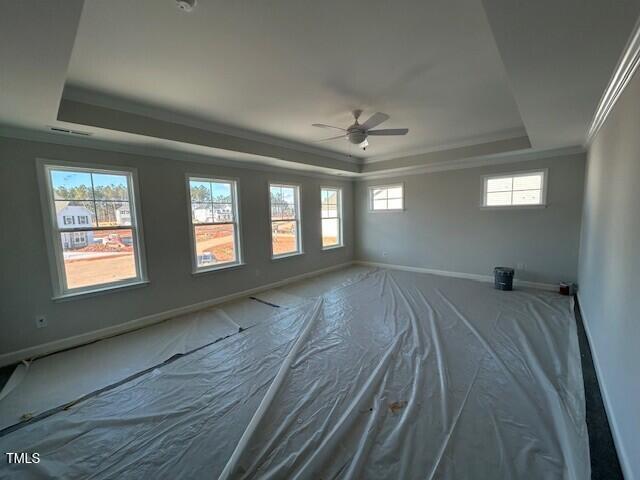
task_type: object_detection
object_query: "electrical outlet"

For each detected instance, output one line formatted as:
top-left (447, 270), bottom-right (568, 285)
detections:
top-left (382, 251), bottom-right (388, 257)
top-left (517, 262), bottom-right (526, 271)
top-left (35, 315), bottom-right (48, 328)
top-left (255, 269), bottom-right (261, 277)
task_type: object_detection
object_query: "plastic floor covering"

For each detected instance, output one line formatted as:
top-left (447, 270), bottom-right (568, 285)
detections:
top-left (0, 267), bottom-right (589, 479)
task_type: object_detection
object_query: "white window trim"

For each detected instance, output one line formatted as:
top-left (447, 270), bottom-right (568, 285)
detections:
top-left (186, 174), bottom-right (244, 275)
top-left (36, 159), bottom-right (149, 300)
top-left (368, 183), bottom-right (405, 212)
top-left (480, 168), bottom-right (548, 209)
top-left (269, 182), bottom-right (303, 259)
top-left (320, 186), bottom-right (344, 250)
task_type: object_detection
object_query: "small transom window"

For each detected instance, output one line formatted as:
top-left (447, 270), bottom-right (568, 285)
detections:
top-left (482, 170), bottom-right (547, 207)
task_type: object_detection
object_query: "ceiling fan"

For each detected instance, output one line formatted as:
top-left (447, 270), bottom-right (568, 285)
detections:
top-left (312, 110), bottom-right (409, 150)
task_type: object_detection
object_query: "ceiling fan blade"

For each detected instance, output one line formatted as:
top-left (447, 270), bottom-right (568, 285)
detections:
top-left (316, 134), bottom-right (346, 142)
top-left (361, 112), bottom-right (390, 130)
top-left (312, 123), bottom-right (346, 131)
top-left (367, 128), bottom-right (409, 136)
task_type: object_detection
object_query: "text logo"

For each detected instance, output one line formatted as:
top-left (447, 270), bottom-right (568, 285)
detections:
top-left (5, 453), bottom-right (40, 464)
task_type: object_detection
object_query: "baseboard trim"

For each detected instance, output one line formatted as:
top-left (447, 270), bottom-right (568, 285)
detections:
top-left (354, 260), bottom-right (557, 291)
top-left (576, 293), bottom-right (633, 480)
top-left (0, 262), bottom-right (353, 368)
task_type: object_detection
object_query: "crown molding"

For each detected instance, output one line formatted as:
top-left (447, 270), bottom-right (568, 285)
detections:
top-left (586, 16), bottom-right (640, 145)
top-left (0, 125), bottom-right (358, 181)
top-left (354, 145), bottom-right (585, 181)
top-left (362, 127), bottom-right (528, 163)
top-left (62, 87), bottom-right (362, 164)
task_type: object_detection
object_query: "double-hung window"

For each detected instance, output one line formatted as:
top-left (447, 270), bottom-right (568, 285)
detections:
top-left (482, 170), bottom-right (547, 207)
top-left (269, 183), bottom-right (302, 258)
top-left (321, 187), bottom-right (343, 249)
top-left (40, 162), bottom-right (147, 297)
top-left (188, 176), bottom-right (242, 272)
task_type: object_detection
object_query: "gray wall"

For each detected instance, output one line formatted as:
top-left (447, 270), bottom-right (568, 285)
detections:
top-left (355, 153), bottom-right (585, 285)
top-left (0, 137), bottom-right (353, 355)
top-left (578, 67), bottom-right (640, 479)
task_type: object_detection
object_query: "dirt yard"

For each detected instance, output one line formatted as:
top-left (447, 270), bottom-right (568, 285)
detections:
top-left (272, 233), bottom-right (297, 255)
top-left (194, 225), bottom-right (236, 262)
top-left (64, 253), bottom-right (136, 289)
top-left (322, 235), bottom-right (338, 247)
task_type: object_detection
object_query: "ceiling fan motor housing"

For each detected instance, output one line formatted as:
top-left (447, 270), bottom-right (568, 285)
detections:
top-left (347, 129), bottom-right (367, 145)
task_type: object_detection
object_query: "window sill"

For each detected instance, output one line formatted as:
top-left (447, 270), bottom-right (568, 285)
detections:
top-left (322, 244), bottom-right (344, 251)
top-left (52, 280), bottom-right (150, 302)
top-left (192, 262), bottom-right (246, 275)
top-left (480, 204), bottom-right (547, 210)
top-left (368, 208), bottom-right (405, 213)
top-left (271, 251), bottom-right (304, 261)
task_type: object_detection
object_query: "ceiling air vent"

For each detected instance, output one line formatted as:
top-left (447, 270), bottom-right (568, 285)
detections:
top-left (49, 127), bottom-right (92, 136)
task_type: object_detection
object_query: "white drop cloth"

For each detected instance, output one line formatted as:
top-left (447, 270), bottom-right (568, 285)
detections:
top-left (0, 298), bottom-right (279, 431)
top-left (0, 268), bottom-right (588, 479)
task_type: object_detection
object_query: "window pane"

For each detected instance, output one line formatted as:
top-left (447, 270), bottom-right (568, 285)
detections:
top-left (323, 205), bottom-right (338, 218)
top-left (55, 201), bottom-right (96, 229)
top-left (60, 228), bottom-right (137, 289)
top-left (322, 189), bottom-right (338, 206)
top-left (281, 186), bottom-right (295, 205)
top-left (322, 218), bottom-right (339, 247)
top-left (51, 170), bottom-right (93, 200)
top-left (271, 202), bottom-right (295, 220)
top-left (486, 191), bottom-right (512, 206)
top-left (512, 189), bottom-right (541, 205)
top-left (272, 221), bottom-right (298, 256)
top-left (194, 224), bottom-right (237, 266)
top-left (190, 180), bottom-right (212, 202)
top-left (191, 202), bottom-right (213, 224)
top-left (92, 173), bottom-right (130, 201)
top-left (387, 187), bottom-right (403, 199)
top-left (372, 188), bottom-right (387, 200)
top-left (513, 174), bottom-right (542, 191)
top-left (388, 198), bottom-right (403, 210)
top-left (269, 185), bottom-right (282, 201)
top-left (373, 199), bottom-right (387, 210)
top-left (96, 201), bottom-right (130, 227)
top-left (211, 182), bottom-right (232, 202)
top-left (212, 203), bottom-right (234, 222)
top-left (487, 177), bottom-right (513, 193)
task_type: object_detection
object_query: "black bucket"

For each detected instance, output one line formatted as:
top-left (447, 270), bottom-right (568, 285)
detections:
top-left (494, 267), bottom-right (514, 291)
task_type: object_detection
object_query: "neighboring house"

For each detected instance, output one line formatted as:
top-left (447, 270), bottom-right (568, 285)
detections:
top-left (192, 206), bottom-right (213, 224)
top-left (192, 204), bottom-right (233, 223)
top-left (115, 205), bottom-right (131, 225)
top-left (213, 203), bottom-right (233, 222)
top-left (57, 205), bottom-right (95, 249)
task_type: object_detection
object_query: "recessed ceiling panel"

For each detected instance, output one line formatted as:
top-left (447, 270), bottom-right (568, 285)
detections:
top-left (65, 0), bottom-right (525, 160)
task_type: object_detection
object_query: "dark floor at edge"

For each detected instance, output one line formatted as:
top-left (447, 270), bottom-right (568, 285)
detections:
top-left (574, 297), bottom-right (623, 479)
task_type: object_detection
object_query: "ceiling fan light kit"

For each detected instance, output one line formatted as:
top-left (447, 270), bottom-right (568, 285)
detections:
top-left (312, 110), bottom-right (409, 150)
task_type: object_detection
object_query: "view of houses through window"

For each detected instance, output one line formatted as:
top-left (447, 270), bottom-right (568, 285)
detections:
top-left (321, 187), bottom-right (342, 248)
top-left (189, 177), bottom-right (240, 270)
top-left (270, 184), bottom-right (301, 257)
top-left (48, 167), bottom-right (142, 292)
top-left (45, 170), bottom-right (343, 291)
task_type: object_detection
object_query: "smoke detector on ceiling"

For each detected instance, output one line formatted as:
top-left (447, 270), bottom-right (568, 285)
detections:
top-left (175, 0), bottom-right (197, 12)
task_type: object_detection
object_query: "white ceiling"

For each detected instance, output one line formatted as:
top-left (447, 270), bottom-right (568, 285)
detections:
top-left (65, 0), bottom-right (524, 161)
top-left (1, 0), bottom-right (638, 176)
top-left (482, 0), bottom-right (640, 148)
